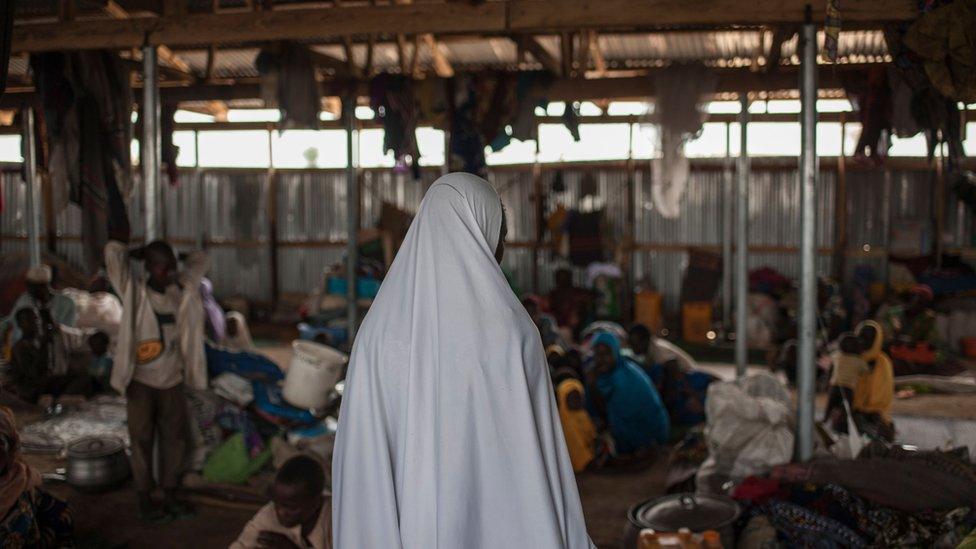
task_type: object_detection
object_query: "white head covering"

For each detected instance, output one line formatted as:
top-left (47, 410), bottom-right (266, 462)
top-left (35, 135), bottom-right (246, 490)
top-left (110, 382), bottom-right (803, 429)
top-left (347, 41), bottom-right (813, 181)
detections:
top-left (224, 311), bottom-right (255, 352)
top-left (333, 173), bottom-right (594, 549)
top-left (26, 265), bottom-right (52, 284)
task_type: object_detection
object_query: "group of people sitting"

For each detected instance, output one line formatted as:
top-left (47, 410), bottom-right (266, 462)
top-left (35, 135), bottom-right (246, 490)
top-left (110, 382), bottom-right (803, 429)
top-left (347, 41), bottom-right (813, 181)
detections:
top-left (523, 293), bottom-right (716, 472)
top-left (0, 266), bottom-right (113, 405)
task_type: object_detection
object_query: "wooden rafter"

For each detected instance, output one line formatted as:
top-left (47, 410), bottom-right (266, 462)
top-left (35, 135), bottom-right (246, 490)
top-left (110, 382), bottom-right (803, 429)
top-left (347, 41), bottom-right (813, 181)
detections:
top-left (519, 35), bottom-right (561, 76)
top-left (765, 26), bottom-right (797, 72)
top-left (423, 34), bottom-right (454, 78)
top-left (365, 35), bottom-right (376, 77)
top-left (59, 0), bottom-right (76, 21)
top-left (205, 45), bottom-right (217, 81)
top-left (207, 101), bottom-right (228, 121)
top-left (560, 32), bottom-right (573, 78)
top-left (410, 34), bottom-right (422, 79)
top-left (103, 1), bottom-right (192, 77)
top-left (163, 0), bottom-right (187, 18)
top-left (342, 37), bottom-right (359, 77)
top-left (575, 30), bottom-right (590, 76)
top-left (396, 34), bottom-right (409, 74)
top-left (11, 1), bottom-right (917, 53)
top-left (394, 0), bottom-right (451, 78)
top-left (589, 30), bottom-right (606, 77)
top-left (308, 48), bottom-right (353, 78)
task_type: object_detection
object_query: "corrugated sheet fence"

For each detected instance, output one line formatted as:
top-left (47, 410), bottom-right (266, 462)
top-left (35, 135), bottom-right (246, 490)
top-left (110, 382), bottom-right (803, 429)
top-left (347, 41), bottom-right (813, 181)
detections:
top-left (2, 162), bottom-right (972, 314)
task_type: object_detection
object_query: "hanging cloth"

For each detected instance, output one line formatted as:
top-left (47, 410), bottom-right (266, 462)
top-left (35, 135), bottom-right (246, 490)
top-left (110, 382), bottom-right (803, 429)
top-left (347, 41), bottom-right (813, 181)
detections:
top-left (333, 173), bottom-right (594, 549)
top-left (650, 64), bottom-right (717, 219)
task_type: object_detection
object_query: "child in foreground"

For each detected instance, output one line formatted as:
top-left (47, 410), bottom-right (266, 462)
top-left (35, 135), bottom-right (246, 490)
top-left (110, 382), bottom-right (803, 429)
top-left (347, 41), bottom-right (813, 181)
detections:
top-left (231, 455), bottom-right (332, 549)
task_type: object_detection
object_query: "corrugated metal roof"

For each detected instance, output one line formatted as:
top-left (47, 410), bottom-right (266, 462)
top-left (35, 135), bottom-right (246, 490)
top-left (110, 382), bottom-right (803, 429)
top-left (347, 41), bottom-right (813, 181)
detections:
top-left (4, 29), bottom-right (890, 83)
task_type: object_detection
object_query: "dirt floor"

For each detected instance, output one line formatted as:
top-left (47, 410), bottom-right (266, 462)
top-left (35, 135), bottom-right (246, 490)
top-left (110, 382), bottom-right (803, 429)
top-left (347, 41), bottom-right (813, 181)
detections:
top-left (7, 340), bottom-right (976, 547)
top-left (18, 453), bottom-right (667, 548)
top-left (7, 341), bottom-right (669, 548)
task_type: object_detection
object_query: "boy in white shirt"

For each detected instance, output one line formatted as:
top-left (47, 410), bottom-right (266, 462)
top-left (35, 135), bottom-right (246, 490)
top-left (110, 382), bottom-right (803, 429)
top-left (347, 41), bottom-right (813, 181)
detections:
top-left (105, 239), bottom-right (209, 522)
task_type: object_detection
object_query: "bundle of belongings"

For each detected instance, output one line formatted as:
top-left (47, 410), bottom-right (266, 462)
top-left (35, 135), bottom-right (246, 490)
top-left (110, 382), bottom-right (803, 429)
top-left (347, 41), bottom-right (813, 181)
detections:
top-left (730, 443), bottom-right (976, 548)
top-left (696, 373), bottom-right (795, 495)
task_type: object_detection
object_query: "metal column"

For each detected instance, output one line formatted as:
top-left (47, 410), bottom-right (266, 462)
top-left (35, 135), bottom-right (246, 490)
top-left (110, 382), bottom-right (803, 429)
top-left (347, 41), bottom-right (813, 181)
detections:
top-left (22, 106), bottom-right (41, 268)
top-left (142, 45), bottom-right (162, 242)
top-left (722, 122), bottom-right (733, 332)
top-left (345, 96), bottom-right (360, 345)
top-left (734, 95), bottom-right (750, 377)
top-left (796, 10), bottom-right (819, 462)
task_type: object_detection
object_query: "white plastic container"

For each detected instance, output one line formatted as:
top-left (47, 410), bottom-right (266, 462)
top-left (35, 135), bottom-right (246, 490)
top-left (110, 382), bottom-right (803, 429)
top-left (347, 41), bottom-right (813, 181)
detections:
top-left (282, 340), bottom-right (348, 410)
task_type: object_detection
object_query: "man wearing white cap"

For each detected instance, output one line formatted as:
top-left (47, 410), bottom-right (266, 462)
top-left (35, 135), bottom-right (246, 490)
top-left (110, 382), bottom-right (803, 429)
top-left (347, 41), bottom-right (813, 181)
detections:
top-left (1, 264), bottom-right (77, 344)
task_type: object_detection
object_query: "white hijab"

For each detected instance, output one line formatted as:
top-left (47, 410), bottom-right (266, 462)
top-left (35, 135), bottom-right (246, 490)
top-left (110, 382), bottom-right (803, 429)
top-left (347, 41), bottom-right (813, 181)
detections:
top-left (223, 310), bottom-right (255, 352)
top-left (333, 173), bottom-right (594, 549)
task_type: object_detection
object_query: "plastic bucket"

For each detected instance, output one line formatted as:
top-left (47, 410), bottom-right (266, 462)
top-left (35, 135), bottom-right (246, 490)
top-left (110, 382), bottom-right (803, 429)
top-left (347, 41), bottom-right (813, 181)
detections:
top-left (282, 340), bottom-right (348, 410)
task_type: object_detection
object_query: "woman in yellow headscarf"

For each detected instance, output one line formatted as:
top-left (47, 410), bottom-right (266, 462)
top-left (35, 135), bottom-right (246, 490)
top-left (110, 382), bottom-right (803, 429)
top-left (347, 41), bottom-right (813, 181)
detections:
top-left (852, 320), bottom-right (895, 440)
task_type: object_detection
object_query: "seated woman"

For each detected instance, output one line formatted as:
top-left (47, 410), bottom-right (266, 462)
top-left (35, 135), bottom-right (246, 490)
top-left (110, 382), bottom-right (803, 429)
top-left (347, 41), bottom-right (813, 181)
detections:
top-left (0, 406), bottom-right (73, 545)
top-left (852, 320), bottom-right (896, 441)
top-left (626, 324), bottom-right (714, 432)
top-left (224, 311), bottom-right (256, 353)
top-left (585, 332), bottom-right (669, 458)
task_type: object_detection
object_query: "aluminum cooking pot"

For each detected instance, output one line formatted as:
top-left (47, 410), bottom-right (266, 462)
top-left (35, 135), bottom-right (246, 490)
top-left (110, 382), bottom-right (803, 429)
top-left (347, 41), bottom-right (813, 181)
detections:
top-left (64, 436), bottom-right (130, 491)
top-left (622, 493), bottom-right (740, 548)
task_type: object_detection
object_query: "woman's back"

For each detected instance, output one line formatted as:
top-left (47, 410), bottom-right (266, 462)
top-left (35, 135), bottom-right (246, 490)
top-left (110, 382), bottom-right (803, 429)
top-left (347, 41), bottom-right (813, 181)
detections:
top-left (332, 174), bottom-right (594, 549)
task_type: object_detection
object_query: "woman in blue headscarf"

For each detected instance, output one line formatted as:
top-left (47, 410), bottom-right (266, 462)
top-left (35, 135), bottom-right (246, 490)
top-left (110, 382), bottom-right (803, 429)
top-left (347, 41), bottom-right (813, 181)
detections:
top-left (585, 332), bottom-right (669, 454)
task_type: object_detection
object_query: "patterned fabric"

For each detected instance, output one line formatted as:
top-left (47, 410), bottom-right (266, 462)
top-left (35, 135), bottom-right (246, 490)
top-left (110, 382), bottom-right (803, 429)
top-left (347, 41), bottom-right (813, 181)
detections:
top-left (758, 482), bottom-right (976, 548)
top-left (0, 489), bottom-right (73, 548)
top-left (761, 500), bottom-right (867, 548)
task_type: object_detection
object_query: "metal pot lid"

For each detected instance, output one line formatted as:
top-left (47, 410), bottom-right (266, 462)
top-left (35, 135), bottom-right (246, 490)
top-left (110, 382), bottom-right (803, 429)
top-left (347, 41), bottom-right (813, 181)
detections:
top-left (628, 493), bottom-right (740, 532)
top-left (67, 436), bottom-right (125, 458)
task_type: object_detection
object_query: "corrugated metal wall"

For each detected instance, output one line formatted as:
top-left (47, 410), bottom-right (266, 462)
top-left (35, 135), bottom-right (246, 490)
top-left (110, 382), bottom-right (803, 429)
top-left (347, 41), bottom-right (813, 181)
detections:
top-left (2, 163), bottom-right (973, 313)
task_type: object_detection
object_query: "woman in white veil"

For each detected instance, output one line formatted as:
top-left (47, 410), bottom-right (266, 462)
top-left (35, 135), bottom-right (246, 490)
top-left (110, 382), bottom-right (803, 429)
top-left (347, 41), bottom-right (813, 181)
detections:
top-left (333, 173), bottom-right (594, 548)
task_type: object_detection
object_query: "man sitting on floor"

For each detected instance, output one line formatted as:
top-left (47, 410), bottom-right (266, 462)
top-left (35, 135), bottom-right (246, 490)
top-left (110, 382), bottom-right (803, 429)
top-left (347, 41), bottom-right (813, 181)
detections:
top-left (6, 308), bottom-right (102, 403)
top-left (231, 455), bottom-right (332, 549)
top-left (1, 265), bottom-right (77, 347)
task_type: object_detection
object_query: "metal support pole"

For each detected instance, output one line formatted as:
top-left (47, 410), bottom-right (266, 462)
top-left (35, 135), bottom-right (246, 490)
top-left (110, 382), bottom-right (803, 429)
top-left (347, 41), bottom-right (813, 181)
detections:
top-left (22, 105), bottom-right (41, 268)
top-left (345, 96), bottom-right (360, 345)
top-left (722, 121), bottom-right (734, 332)
top-left (142, 45), bottom-right (161, 242)
top-left (796, 9), bottom-right (819, 462)
top-left (734, 96), bottom-right (750, 377)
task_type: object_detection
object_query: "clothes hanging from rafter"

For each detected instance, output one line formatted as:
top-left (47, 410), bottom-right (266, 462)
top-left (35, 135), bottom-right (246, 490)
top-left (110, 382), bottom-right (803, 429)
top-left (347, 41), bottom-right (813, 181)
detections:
top-left (30, 51), bottom-right (132, 274)
top-left (255, 43), bottom-right (320, 130)
top-left (369, 74), bottom-right (420, 177)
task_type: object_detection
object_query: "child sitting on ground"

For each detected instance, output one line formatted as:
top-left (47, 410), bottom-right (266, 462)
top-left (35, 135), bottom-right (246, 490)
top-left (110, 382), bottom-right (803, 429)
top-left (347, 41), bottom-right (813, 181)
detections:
top-left (551, 349), bottom-right (596, 473)
top-left (824, 332), bottom-right (869, 431)
top-left (231, 455), bottom-right (332, 549)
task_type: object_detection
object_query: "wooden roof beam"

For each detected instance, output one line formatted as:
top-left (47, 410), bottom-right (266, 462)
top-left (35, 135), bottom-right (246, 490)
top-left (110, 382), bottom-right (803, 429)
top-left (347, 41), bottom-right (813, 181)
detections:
top-left (104, 0), bottom-right (193, 77)
top-left (518, 35), bottom-right (560, 76)
top-left (12, 1), bottom-right (917, 53)
top-left (423, 34), bottom-right (454, 78)
top-left (765, 26), bottom-right (797, 72)
top-left (589, 30), bottom-right (606, 77)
